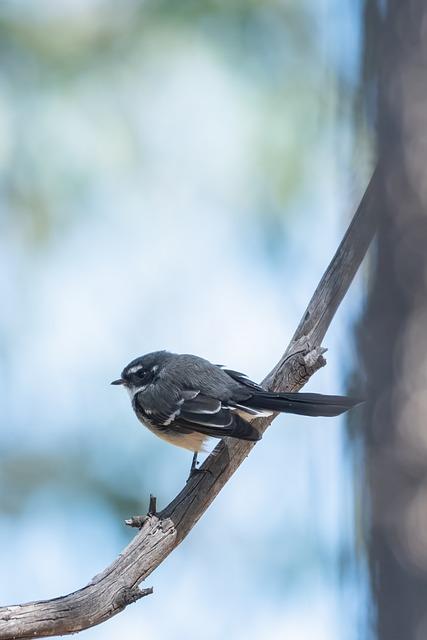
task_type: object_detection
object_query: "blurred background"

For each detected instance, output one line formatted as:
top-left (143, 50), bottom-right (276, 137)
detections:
top-left (0, 1), bottom-right (374, 639)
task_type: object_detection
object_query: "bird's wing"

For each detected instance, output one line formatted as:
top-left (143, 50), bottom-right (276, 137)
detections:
top-left (218, 367), bottom-right (265, 392)
top-left (138, 388), bottom-right (261, 441)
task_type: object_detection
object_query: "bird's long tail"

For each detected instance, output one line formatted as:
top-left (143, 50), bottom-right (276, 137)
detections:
top-left (246, 392), bottom-right (360, 417)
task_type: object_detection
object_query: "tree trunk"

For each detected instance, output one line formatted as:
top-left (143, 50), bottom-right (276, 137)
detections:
top-left (360, 2), bottom-right (427, 638)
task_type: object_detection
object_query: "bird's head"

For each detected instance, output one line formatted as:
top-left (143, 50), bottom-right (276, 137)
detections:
top-left (111, 350), bottom-right (171, 396)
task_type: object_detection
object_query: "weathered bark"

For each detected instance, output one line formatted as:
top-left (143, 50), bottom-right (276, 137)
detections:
top-left (0, 169), bottom-right (378, 639)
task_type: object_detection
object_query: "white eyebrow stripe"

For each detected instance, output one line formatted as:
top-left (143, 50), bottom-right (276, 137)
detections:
top-left (128, 364), bottom-right (158, 375)
top-left (128, 364), bottom-right (144, 374)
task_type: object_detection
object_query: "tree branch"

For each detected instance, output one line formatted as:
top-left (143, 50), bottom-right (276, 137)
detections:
top-left (0, 169), bottom-right (379, 639)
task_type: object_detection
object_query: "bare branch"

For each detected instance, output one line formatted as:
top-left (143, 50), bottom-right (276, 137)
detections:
top-left (0, 169), bottom-right (379, 639)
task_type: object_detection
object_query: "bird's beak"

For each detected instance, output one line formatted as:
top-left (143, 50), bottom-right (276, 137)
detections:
top-left (111, 378), bottom-right (125, 386)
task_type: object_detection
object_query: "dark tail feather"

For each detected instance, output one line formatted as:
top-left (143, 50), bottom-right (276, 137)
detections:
top-left (247, 392), bottom-right (361, 418)
top-left (230, 415), bottom-right (262, 441)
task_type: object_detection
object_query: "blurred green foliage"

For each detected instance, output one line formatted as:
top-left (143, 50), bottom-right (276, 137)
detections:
top-left (0, 0), bottom-right (344, 249)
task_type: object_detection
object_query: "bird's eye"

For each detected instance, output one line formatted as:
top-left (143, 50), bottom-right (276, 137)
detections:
top-left (137, 369), bottom-right (147, 379)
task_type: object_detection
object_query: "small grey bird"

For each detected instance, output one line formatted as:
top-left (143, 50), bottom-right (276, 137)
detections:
top-left (112, 351), bottom-right (359, 475)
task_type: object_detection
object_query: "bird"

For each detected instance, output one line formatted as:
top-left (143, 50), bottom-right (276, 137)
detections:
top-left (112, 350), bottom-right (359, 477)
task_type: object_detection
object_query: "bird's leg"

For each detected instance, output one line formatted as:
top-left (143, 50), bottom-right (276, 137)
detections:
top-left (187, 452), bottom-right (213, 481)
top-left (191, 451), bottom-right (198, 473)
top-left (187, 451), bottom-right (207, 481)
top-left (188, 452), bottom-right (199, 479)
